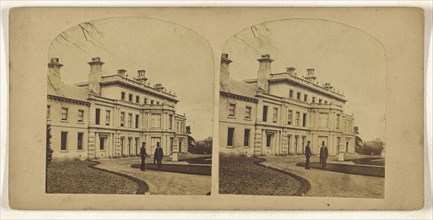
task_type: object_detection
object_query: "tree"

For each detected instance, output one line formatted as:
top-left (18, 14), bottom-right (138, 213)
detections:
top-left (46, 122), bottom-right (54, 165)
top-left (203, 137), bottom-right (213, 154)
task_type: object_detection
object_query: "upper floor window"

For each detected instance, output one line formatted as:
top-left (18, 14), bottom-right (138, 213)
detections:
top-left (78, 110), bottom-right (84, 123)
top-left (263, 106), bottom-right (268, 122)
top-left (144, 98), bottom-right (148, 104)
top-left (228, 103), bottom-right (236, 117)
top-left (106, 110), bottom-right (111, 125)
top-left (302, 113), bottom-right (307, 127)
top-left (289, 90), bottom-right (293, 98)
top-left (304, 94), bottom-right (308, 102)
top-left (136, 96), bottom-right (140, 103)
top-left (336, 114), bottom-right (340, 129)
top-left (61, 108), bottom-right (68, 120)
top-left (95, 108), bottom-right (100, 125)
top-left (296, 92), bottom-right (301, 100)
top-left (151, 100), bottom-right (154, 105)
top-left (295, 112), bottom-right (300, 126)
top-left (312, 97), bottom-right (316, 103)
top-left (128, 113), bottom-right (132, 127)
top-left (120, 112), bottom-right (125, 127)
top-left (288, 110), bottom-right (293, 125)
top-left (128, 94), bottom-right (133, 102)
top-left (169, 115), bottom-right (173, 129)
top-left (245, 106), bottom-right (252, 119)
top-left (272, 108), bottom-right (278, 123)
top-left (121, 92), bottom-right (125, 100)
top-left (319, 99), bottom-right (322, 104)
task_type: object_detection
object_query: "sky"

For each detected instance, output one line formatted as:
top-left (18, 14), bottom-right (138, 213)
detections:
top-left (223, 19), bottom-right (386, 142)
top-left (48, 17), bottom-right (214, 140)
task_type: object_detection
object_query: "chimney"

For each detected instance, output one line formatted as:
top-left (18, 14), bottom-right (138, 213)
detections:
top-left (286, 67), bottom-right (296, 75)
top-left (47, 58), bottom-right (63, 88)
top-left (117, 69), bottom-right (127, 77)
top-left (257, 54), bottom-right (273, 92)
top-left (305, 68), bottom-right (317, 81)
top-left (220, 53), bottom-right (232, 82)
top-left (134, 70), bottom-right (148, 84)
top-left (88, 57), bottom-right (104, 95)
top-left (155, 83), bottom-right (164, 91)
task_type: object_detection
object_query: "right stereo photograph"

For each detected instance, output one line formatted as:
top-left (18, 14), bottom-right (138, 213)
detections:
top-left (219, 19), bottom-right (386, 198)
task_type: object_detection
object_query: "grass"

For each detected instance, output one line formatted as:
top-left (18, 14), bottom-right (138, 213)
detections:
top-left (46, 160), bottom-right (141, 194)
top-left (219, 156), bottom-right (303, 196)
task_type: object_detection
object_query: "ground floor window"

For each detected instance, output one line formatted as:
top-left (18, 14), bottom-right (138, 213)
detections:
top-left (77, 132), bottom-right (83, 150)
top-left (244, 129), bottom-right (250, 147)
top-left (266, 133), bottom-right (273, 148)
top-left (227, 128), bottom-right (234, 146)
top-left (61, 132), bottom-right (68, 151)
top-left (99, 137), bottom-right (105, 150)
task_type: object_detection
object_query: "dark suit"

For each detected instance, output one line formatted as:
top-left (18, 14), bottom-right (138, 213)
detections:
top-left (140, 147), bottom-right (147, 171)
top-left (305, 145), bottom-right (311, 169)
top-left (320, 146), bottom-right (329, 168)
top-left (154, 147), bottom-right (164, 169)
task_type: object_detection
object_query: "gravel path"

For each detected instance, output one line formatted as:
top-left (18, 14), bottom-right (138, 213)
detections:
top-left (262, 156), bottom-right (384, 198)
top-left (96, 158), bottom-right (211, 195)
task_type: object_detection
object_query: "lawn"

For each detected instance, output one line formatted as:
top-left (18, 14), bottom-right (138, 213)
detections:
top-left (46, 160), bottom-right (142, 194)
top-left (219, 156), bottom-right (304, 196)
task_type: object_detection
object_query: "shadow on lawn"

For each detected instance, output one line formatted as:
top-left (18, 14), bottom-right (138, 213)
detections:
top-left (130, 163), bottom-right (211, 176)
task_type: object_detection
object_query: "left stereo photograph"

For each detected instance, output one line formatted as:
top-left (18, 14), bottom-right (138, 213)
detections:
top-left (45, 17), bottom-right (214, 195)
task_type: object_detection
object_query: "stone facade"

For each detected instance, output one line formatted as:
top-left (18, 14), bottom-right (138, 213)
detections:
top-left (220, 54), bottom-right (355, 156)
top-left (47, 57), bottom-right (188, 160)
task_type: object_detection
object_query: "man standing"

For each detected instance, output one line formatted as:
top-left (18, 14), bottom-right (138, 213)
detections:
top-left (305, 141), bottom-right (312, 169)
top-left (140, 142), bottom-right (147, 171)
top-left (154, 142), bottom-right (164, 169)
top-left (319, 141), bottom-right (329, 168)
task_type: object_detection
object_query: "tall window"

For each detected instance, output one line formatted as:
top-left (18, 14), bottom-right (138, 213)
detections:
top-left (106, 110), bottom-right (110, 125)
top-left (227, 128), bottom-right (234, 146)
top-left (47, 105), bottom-right (51, 119)
top-left (144, 98), bottom-right (148, 104)
top-left (128, 113), bottom-right (132, 128)
top-left (95, 108), bottom-right (100, 125)
top-left (294, 136), bottom-right (299, 151)
top-left (273, 108), bottom-right (278, 123)
top-left (244, 129), bottom-right (250, 147)
top-left (135, 137), bottom-right (140, 155)
top-left (151, 114), bottom-right (161, 128)
top-left (120, 112), bottom-right (125, 127)
top-left (288, 110), bottom-right (293, 125)
top-left (245, 106), bottom-right (252, 119)
top-left (302, 113), bottom-right (307, 127)
top-left (336, 114), bottom-right (340, 129)
top-left (263, 106), bottom-right (268, 122)
top-left (121, 92), bottom-right (125, 100)
top-left (228, 103), bottom-right (236, 117)
top-left (78, 110), bottom-right (84, 122)
top-left (169, 115), bottom-right (173, 129)
top-left (304, 94), bottom-right (308, 102)
top-left (135, 114), bottom-right (139, 128)
top-left (61, 108), bottom-right (68, 120)
top-left (127, 137), bottom-right (132, 155)
top-left (128, 94), bottom-right (133, 102)
top-left (77, 132), bottom-right (83, 150)
top-left (266, 133), bottom-right (272, 147)
top-left (136, 96), bottom-right (140, 103)
top-left (289, 90), bottom-right (293, 98)
top-left (296, 92), bottom-right (301, 100)
top-left (100, 137), bottom-right (105, 150)
top-left (295, 112), bottom-right (300, 126)
top-left (61, 132), bottom-right (67, 150)
top-left (312, 97), bottom-right (316, 103)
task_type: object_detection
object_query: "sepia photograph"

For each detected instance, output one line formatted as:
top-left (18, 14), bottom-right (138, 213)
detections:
top-left (219, 19), bottom-right (386, 198)
top-left (45, 17), bottom-right (214, 195)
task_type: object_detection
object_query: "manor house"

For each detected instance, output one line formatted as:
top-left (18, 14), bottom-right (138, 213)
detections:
top-left (47, 57), bottom-right (188, 160)
top-left (220, 54), bottom-right (355, 156)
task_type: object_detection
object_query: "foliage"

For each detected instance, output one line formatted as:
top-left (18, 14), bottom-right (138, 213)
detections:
top-left (355, 140), bottom-right (384, 155)
top-left (46, 122), bottom-right (54, 165)
top-left (188, 137), bottom-right (212, 154)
